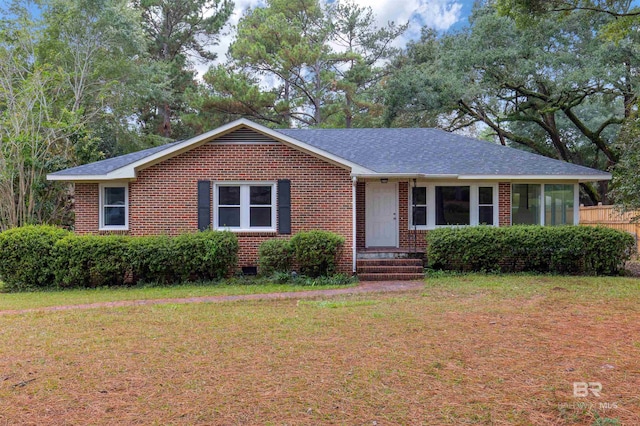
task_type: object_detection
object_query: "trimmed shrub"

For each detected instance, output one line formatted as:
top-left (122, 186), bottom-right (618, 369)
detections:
top-left (128, 231), bottom-right (238, 284)
top-left (290, 230), bottom-right (345, 277)
top-left (53, 235), bottom-right (131, 288)
top-left (0, 227), bottom-right (239, 290)
top-left (426, 225), bottom-right (635, 275)
top-left (0, 225), bottom-right (70, 290)
top-left (169, 231), bottom-right (239, 281)
top-left (258, 239), bottom-right (293, 276)
top-left (59, 231), bottom-right (239, 287)
top-left (127, 235), bottom-right (176, 283)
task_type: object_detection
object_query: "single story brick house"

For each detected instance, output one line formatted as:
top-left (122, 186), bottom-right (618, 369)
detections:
top-left (48, 119), bottom-right (611, 278)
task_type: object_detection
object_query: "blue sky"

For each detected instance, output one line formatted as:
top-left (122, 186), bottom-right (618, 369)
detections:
top-left (211, 0), bottom-right (476, 62)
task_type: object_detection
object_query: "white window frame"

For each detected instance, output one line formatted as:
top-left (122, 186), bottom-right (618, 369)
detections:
top-left (408, 182), bottom-right (499, 230)
top-left (511, 183), bottom-right (579, 226)
top-left (476, 185), bottom-right (497, 226)
top-left (410, 185), bottom-right (428, 227)
top-left (213, 182), bottom-right (277, 232)
top-left (99, 183), bottom-right (129, 231)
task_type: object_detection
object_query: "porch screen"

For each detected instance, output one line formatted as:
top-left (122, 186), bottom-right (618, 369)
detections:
top-left (544, 184), bottom-right (574, 225)
top-left (512, 184), bottom-right (541, 225)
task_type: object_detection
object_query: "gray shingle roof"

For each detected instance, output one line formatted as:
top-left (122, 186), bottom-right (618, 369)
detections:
top-left (278, 128), bottom-right (609, 177)
top-left (48, 125), bottom-right (610, 179)
top-left (50, 140), bottom-right (183, 176)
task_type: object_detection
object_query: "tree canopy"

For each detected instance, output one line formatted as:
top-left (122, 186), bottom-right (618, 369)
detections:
top-left (195, 0), bottom-right (406, 128)
top-left (133, 0), bottom-right (234, 139)
top-left (383, 3), bottom-right (639, 203)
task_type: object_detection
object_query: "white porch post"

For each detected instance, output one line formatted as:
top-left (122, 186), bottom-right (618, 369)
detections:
top-left (574, 183), bottom-right (580, 225)
top-left (352, 176), bottom-right (357, 274)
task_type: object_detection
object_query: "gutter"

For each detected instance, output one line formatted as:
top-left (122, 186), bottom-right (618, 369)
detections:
top-left (351, 173), bottom-right (457, 179)
top-left (351, 172), bottom-right (611, 183)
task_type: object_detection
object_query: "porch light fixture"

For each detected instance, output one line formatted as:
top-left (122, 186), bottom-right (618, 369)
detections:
top-left (380, 178), bottom-right (389, 183)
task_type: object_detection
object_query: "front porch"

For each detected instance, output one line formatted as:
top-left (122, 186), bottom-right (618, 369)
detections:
top-left (353, 180), bottom-right (427, 280)
top-left (355, 180), bottom-right (429, 254)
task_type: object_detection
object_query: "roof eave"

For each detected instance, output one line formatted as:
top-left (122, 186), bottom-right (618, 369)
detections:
top-left (351, 172), bottom-right (611, 182)
top-left (457, 174), bottom-right (612, 182)
top-left (46, 173), bottom-right (136, 182)
top-left (352, 173), bottom-right (458, 179)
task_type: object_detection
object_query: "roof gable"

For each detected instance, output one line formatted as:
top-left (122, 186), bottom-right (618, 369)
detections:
top-left (48, 119), bottom-right (372, 181)
top-left (211, 127), bottom-right (279, 144)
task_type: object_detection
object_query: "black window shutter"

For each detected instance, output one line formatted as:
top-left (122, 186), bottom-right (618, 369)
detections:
top-left (197, 180), bottom-right (211, 231)
top-left (277, 179), bottom-right (291, 234)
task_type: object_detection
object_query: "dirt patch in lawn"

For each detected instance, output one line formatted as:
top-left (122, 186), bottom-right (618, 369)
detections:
top-left (625, 260), bottom-right (640, 277)
top-left (0, 277), bottom-right (639, 425)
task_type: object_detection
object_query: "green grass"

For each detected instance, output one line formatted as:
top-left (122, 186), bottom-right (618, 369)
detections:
top-left (2, 273), bottom-right (638, 312)
top-left (297, 299), bottom-right (379, 308)
top-left (0, 279), bottom-right (356, 311)
top-left (1, 274), bottom-right (638, 424)
top-left (424, 273), bottom-right (640, 300)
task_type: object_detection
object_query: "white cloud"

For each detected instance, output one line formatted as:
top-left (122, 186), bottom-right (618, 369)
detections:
top-left (358, 0), bottom-right (463, 33)
top-left (194, 0), bottom-right (463, 78)
top-left (413, 0), bottom-right (464, 31)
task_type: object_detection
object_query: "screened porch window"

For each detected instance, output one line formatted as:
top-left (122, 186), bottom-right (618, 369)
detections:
top-left (512, 183), bottom-right (575, 225)
top-left (411, 186), bottom-right (427, 226)
top-left (478, 186), bottom-right (494, 225)
top-left (512, 184), bottom-right (541, 225)
top-left (409, 184), bottom-right (497, 228)
top-left (545, 184), bottom-right (574, 226)
top-left (435, 186), bottom-right (470, 226)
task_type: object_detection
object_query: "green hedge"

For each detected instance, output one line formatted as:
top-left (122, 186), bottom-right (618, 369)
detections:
top-left (128, 235), bottom-right (176, 284)
top-left (426, 226), bottom-right (635, 275)
top-left (290, 230), bottom-right (345, 277)
top-left (0, 227), bottom-right (239, 290)
top-left (0, 225), bottom-right (71, 291)
top-left (169, 231), bottom-right (239, 282)
top-left (258, 239), bottom-right (293, 276)
top-left (53, 235), bottom-right (131, 288)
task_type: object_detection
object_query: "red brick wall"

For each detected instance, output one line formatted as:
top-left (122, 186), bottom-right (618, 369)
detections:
top-left (75, 183), bottom-right (99, 234)
top-left (399, 182), bottom-right (428, 252)
top-left (73, 143), bottom-right (354, 273)
top-left (498, 182), bottom-right (511, 226)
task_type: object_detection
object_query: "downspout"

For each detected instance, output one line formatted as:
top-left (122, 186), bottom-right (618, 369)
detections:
top-left (352, 176), bottom-right (357, 274)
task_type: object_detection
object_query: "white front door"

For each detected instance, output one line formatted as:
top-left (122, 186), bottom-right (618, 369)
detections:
top-left (365, 182), bottom-right (398, 247)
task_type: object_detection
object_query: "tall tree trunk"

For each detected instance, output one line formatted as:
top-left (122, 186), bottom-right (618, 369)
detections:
top-left (345, 94), bottom-right (353, 128)
top-left (313, 62), bottom-right (322, 125)
top-left (158, 102), bottom-right (172, 137)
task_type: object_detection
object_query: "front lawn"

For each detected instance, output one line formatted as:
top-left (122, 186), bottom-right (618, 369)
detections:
top-left (0, 275), bottom-right (639, 424)
top-left (0, 279), bottom-right (356, 311)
